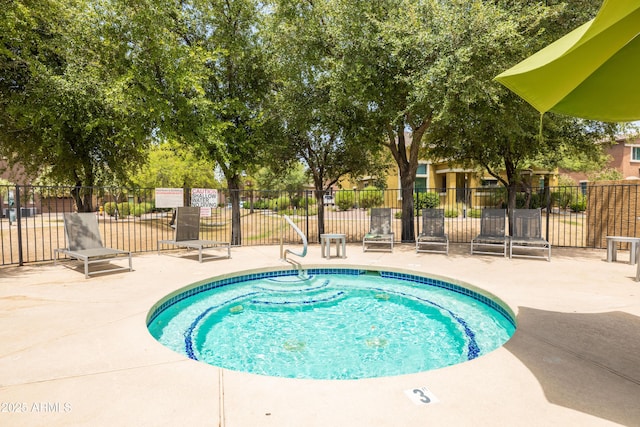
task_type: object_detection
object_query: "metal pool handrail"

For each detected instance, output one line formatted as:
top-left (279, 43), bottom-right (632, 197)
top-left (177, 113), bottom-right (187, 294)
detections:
top-left (281, 215), bottom-right (308, 260)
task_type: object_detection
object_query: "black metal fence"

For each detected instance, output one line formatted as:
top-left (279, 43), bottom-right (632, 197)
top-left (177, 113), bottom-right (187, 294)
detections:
top-left (0, 182), bottom-right (634, 266)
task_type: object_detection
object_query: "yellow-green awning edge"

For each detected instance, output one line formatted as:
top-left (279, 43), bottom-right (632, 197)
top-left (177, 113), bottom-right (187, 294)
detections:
top-left (495, 0), bottom-right (640, 122)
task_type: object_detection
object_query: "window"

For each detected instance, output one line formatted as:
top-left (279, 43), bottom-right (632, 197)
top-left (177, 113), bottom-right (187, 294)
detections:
top-left (413, 163), bottom-right (428, 191)
top-left (481, 178), bottom-right (499, 187)
top-left (632, 147), bottom-right (640, 161)
top-left (439, 176), bottom-right (447, 193)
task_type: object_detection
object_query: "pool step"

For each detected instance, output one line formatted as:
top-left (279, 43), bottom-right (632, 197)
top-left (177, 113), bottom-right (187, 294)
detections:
top-left (250, 289), bottom-right (345, 309)
top-left (266, 274), bottom-right (314, 284)
top-left (256, 278), bottom-right (330, 293)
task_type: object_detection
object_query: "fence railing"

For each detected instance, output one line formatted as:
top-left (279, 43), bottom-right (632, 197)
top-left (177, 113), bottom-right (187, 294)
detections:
top-left (0, 183), bottom-right (631, 266)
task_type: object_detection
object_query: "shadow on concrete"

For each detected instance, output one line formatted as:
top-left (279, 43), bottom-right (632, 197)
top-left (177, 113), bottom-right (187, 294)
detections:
top-left (504, 307), bottom-right (640, 426)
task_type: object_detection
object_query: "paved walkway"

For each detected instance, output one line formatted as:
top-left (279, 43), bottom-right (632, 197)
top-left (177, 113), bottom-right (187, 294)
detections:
top-left (1, 244), bottom-right (639, 426)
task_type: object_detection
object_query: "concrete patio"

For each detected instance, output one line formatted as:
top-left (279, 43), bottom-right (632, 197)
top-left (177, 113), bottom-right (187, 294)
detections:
top-left (1, 243), bottom-right (639, 426)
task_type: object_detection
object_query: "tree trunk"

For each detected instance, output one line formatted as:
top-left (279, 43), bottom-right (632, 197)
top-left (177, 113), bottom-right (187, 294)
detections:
top-left (400, 176), bottom-right (415, 242)
top-left (71, 182), bottom-right (94, 212)
top-left (503, 157), bottom-right (518, 235)
top-left (315, 188), bottom-right (325, 239)
top-left (387, 128), bottom-right (419, 243)
top-left (227, 175), bottom-right (242, 246)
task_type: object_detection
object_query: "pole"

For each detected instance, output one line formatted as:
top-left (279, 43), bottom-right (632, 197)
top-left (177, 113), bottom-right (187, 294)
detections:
top-left (15, 185), bottom-right (24, 266)
top-left (305, 191), bottom-right (309, 241)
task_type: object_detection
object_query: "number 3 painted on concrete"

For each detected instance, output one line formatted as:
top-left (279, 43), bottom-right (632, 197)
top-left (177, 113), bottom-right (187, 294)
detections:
top-left (413, 388), bottom-right (431, 403)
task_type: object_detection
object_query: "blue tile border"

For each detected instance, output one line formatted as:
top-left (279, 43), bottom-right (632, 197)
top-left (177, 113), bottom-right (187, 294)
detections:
top-left (147, 268), bottom-right (515, 331)
top-left (378, 271), bottom-right (516, 328)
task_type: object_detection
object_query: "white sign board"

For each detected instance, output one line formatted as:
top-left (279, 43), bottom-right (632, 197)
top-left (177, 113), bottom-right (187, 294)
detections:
top-left (191, 188), bottom-right (218, 207)
top-left (191, 188), bottom-right (218, 218)
top-left (404, 386), bottom-right (439, 405)
top-left (155, 188), bottom-right (184, 208)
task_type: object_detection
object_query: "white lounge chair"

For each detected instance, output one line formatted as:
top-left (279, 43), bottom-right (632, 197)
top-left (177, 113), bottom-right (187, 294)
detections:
top-left (416, 208), bottom-right (448, 254)
top-left (509, 208), bottom-right (551, 261)
top-left (363, 208), bottom-right (394, 252)
top-left (471, 208), bottom-right (508, 257)
top-left (54, 212), bottom-right (133, 279)
top-left (158, 206), bottom-right (231, 262)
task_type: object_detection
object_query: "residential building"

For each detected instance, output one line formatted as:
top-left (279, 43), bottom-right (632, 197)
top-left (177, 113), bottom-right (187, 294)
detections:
top-left (560, 136), bottom-right (640, 187)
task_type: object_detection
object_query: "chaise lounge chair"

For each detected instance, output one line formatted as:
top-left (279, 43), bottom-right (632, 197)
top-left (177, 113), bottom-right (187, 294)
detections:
top-left (54, 212), bottom-right (133, 279)
top-left (509, 208), bottom-right (551, 261)
top-left (363, 208), bottom-right (394, 252)
top-left (470, 208), bottom-right (508, 257)
top-left (158, 206), bottom-right (231, 262)
top-left (416, 208), bottom-right (449, 254)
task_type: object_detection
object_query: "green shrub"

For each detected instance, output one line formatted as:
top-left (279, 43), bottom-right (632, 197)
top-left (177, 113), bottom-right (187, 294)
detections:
top-left (116, 202), bottom-right (131, 216)
top-left (139, 202), bottom-right (153, 213)
top-left (335, 190), bottom-right (354, 210)
top-left (282, 206), bottom-right (318, 216)
top-left (300, 196), bottom-right (317, 208)
top-left (358, 186), bottom-right (384, 209)
top-left (394, 211), bottom-right (402, 219)
top-left (124, 202), bottom-right (153, 217)
top-left (467, 208), bottom-right (482, 218)
top-left (131, 205), bottom-right (145, 217)
top-left (103, 202), bottom-right (117, 216)
top-left (516, 192), bottom-right (542, 209)
top-left (415, 191), bottom-right (440, 210)
top-left (569, 195), bottom-right (587, 212)
top-left (253, 199), bottom-right (270, 209)
top-left (289, 194), bottom-right (303, 208)
top-left (445, 209), bottom-right (458, 218)
top-left (269, 195), bottom-right (291, 211)
top-left (551, 189), bottom-right (573, 210)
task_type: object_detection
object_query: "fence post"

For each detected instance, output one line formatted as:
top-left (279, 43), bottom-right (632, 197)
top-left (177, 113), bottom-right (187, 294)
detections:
top-left (15, 185), bottom-right (24, 266)
top-left (545, 185), bottom-right (551, 242)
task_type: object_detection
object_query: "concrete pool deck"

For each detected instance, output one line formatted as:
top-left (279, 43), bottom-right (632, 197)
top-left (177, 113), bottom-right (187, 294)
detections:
top-left (1, 244), bottom-right (639, 426)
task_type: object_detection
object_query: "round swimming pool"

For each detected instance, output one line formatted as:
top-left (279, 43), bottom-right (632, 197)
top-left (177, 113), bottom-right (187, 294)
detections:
top-left (147, 267), bottom-right (516, 380)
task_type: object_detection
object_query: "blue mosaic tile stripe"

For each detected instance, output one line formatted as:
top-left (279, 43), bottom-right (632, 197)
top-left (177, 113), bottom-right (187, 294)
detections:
top-left (378, 271), bottom-right (516, 328)
top-left (365, 286), bottom-right (479, 360)
top-left (183, 291), bottom-right (260, 360)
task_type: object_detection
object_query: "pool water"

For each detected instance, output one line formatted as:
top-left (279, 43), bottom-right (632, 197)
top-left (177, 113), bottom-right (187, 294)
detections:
top-left (148, 269), bottom-right (515, 380)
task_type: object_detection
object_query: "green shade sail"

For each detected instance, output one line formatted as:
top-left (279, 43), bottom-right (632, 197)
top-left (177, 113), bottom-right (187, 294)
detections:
top-left (495, 0), bottom-right (640, 122)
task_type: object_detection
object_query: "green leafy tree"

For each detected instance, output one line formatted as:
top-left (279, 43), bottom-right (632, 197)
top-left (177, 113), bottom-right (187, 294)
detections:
top-left (323, 0), bottom-right (534, 241)
top-left (128, 141), bottom-right (220, 189)
top-left (254, 164), bottom-right (307, 193)
top-left (265, 0), bottom-right (390, 236)
top-left (0, 1), bottom-right (155, 211)
top-left (589, 168), bottom-right (623, 182)
top-left (136, 0), bottom-right (279, 245)
top-left (427, 1), bottom-right (619, 219)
